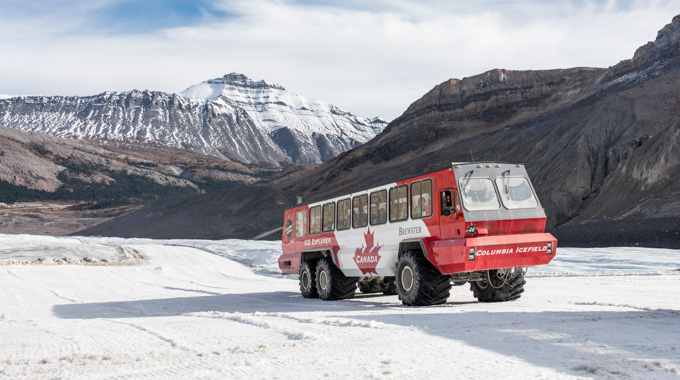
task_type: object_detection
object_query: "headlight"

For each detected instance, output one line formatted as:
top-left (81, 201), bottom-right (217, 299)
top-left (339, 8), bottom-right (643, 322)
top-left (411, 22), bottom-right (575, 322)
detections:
top-left (547, 242), bottom-right (553, 255)
top-left (468, 247), bottom-right (476, 261)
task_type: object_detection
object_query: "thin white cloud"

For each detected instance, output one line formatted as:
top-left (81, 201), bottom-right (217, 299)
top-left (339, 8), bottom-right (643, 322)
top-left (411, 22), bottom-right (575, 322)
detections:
top-left (0, 0), bottom-right (677, 120)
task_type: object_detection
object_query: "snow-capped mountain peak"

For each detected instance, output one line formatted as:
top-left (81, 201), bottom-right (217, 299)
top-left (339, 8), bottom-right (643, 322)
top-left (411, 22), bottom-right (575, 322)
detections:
top-left (180, 72), bottom-right (286, 101)
top-left (0, 73), bottom-right (387, 165)
top-left (177, 73), bottom-right (387, 162)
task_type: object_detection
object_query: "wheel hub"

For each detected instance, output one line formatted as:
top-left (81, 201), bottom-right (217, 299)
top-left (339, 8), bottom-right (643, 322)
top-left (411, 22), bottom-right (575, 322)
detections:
top-left (301, 271), bottom-right (310, 289)
top-left (319, 270), bottom-right (328, 290)
top-left (401, 266), bottom-right (414, 291)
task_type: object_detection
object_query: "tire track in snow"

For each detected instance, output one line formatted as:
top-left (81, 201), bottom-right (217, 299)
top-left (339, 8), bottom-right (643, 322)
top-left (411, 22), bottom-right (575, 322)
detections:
top-left (46, 289), bottom-right (80, 304)
top-left (187, 311), bottom-right (321, 342)
top-left (3, 268), bottom-right (80, 304)
top-left (4, 269), bottom-right (25, 280)
top-left (162, 286), bottom-right (223, 296)
top-left (103, 319), bottom-right (193, 351)
top-left (253, 311), bottom-right (416, 331)
top-left (573, 301), bottom-right (680, 315)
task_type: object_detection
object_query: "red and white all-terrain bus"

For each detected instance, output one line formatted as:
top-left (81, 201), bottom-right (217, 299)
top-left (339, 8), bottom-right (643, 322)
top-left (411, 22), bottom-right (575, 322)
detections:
top-left (279, 162), bottom-right (557, 306)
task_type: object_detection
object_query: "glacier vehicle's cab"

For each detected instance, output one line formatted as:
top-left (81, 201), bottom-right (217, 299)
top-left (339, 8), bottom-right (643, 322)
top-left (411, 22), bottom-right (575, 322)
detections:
top-left (279, 162), bottom-right (557, 306)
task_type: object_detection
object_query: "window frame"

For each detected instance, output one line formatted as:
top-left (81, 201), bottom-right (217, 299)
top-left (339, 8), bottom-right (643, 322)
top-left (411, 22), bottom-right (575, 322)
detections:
top-left (352, 194), bottom-right (368, 229)
top-left (369, 189), bottom-right (388, 226)
top-left (410, 178), bottom-right (433, 219)
top-left (454, 191), bottom-right (461, 213)
top-left (322, 202), bottom-right (335, 233)
top-left (494, 176), bottom-right (539, 210)
top-left (336, 198), bottom-right (351, 231)
top-left (295, 209), bottom-right (307, 238)
top-left (389, 185), bottom-right (409, 223)
top-left (441, 189), bottom-right (453, 215)
top-left (458, 177), bottom-right (501, 212)
top-left (309, 205), bottom-right (322, 235)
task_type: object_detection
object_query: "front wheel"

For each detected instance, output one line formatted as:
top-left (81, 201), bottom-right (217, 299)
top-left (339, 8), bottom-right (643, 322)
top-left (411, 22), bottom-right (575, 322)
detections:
top-left (299, 260), bottom-right (318, 298)
top-left (316, 257), bottom-right (357, 301)
top-left (470, 268), bottom-right (525, 302)
top-left (395, 251), bottom-right (451, 306)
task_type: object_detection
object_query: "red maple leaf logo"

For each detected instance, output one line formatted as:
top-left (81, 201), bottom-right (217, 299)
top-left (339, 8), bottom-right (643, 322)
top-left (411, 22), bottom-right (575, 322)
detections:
top-left (353, 227), bottom-right (382, 275)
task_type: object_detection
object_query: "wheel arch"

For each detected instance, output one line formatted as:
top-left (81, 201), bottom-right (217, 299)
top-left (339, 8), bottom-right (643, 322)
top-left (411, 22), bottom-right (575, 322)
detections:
top-left (398, 239), bottom-right (430, 261)
top-left (301, 250), bottom-right (325, 263)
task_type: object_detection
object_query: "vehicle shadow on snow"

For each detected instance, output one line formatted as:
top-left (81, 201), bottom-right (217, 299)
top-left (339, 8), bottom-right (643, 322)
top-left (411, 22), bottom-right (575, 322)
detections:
top-left (52, 291), bottom-right (408, 319)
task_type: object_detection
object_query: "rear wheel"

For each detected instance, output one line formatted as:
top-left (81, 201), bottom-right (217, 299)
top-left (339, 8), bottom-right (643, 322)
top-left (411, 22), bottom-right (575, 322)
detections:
top-left (299, 260), bottom-right (318, 298)
top-left (395, 251), bottom-right (451, 306)
top-left (470, 268), bottom-right (525, 302)
top-left (316, 257), bottom-right (357, 300)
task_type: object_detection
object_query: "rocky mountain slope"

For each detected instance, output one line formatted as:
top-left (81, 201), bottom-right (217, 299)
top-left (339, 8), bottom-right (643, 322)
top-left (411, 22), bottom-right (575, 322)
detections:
top-left (0, 125), bottom-right (280, 206)
top-left (0, 73), bottom-right (386, 166)
top-left (80, 15), bottom-right (680, 246)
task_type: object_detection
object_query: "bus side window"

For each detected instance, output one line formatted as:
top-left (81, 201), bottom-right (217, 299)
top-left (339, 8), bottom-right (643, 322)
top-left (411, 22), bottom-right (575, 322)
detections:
top-left (337, 199), bottom-right (351, 231)
top-left (441, 190), bottom-right (453, 216)
top-left (411, 179), bottom-right (432, 219)
top-left (352, 195), bottom-right (368, 228)
top-left (309, 206), bottom-right (321, 235)
top-left (295, 210), bottom-right (306, 238)
top-left (421, 179), bottom-right (432, 217)
top-left (322, 203), bottom-right (335, 232)
top-left (361, 195), bottom-right (368, 226)
top-left (370, 190), bottom-right (387, 225)
top-left (390, 185), bottom-right (408, 222)
top-left (411, 181), bottom-right (421, 218)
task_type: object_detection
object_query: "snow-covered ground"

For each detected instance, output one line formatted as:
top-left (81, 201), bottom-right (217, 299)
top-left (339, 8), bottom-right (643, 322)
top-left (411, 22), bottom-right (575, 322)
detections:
top-left (0, 234), bottom-right (678, 379)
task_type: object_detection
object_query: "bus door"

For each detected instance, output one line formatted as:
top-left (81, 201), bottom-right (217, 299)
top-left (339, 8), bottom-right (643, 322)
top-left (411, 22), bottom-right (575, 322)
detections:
top-left (439, 188), bottom-right (462, 239)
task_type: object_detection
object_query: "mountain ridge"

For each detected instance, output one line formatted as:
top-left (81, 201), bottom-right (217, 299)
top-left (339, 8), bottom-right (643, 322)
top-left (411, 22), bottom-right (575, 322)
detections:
top-left (0, 73), bottom-right (387, 166)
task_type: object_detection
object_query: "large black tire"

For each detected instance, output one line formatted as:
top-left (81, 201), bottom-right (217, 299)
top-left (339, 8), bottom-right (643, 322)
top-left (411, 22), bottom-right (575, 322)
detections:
top-left (470, 268), bottom-right (525, 302)
top-left (299, 260), bottom-right (319, 298)
top-left (395, 251), bottom-right (451, 306)
top-left (316, 257), bottom-right (357, 301)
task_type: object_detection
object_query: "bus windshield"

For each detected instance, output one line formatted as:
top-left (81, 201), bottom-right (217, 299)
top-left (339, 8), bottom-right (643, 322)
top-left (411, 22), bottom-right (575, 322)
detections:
top-left (495, 177), bottom-right (538, 209)
top-left (459, 178), bottom-right (500, 211)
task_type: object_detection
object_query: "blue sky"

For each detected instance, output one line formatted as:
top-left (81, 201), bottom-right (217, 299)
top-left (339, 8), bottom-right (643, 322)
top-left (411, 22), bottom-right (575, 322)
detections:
top-left (91, 0), bottom-right (233, 34)
top-left (0, 0), bottom-right (678, 119)
top-left (0, 0), bottom-right (232, 34)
